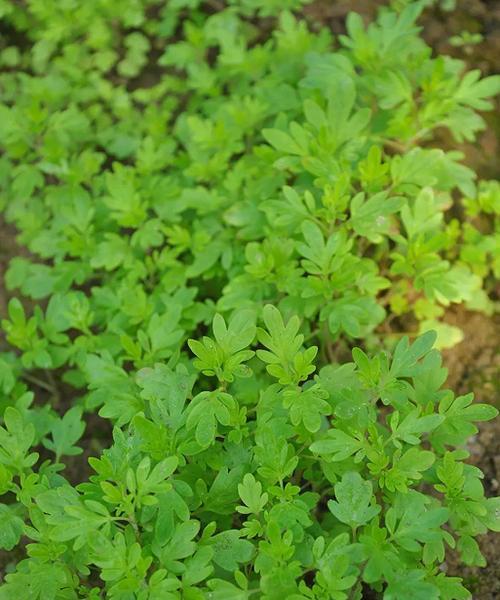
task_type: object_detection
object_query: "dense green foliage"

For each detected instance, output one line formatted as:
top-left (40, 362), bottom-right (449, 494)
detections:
top-left (0, 0), bottom-right (499, 598)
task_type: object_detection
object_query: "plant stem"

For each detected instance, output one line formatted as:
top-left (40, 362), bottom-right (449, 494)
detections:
top-left (321, 321), bottom-right (335, 363)
top-left (45, 369), bottom-right (61, 406)
top-left (22, 372), bottom-right (55, 394)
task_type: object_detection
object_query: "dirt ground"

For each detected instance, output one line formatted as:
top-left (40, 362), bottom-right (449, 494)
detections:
top-left (441, 309), bottom-right (500, 599)
top-left (0, 221), bottom-right (21, 320)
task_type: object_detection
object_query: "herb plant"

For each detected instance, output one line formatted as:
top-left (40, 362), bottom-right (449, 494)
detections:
top-left (0, 1), bottom-right (498, 598)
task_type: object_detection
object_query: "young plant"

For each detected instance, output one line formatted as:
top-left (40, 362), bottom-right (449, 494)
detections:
top-left (0, 0), bottom-right (498, 598)
top-left (0, 308), bottom-right (498, 598)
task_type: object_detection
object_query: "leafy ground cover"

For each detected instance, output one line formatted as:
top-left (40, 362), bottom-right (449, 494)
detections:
top-left (0, 0), bottom-right (499, 598)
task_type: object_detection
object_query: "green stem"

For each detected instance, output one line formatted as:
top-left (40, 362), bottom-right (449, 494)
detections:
top-left (45, 369), bottom-right (61, 406)
top-left (22, 372), bottom-right (55, 394)
top-left (320, 321), bottom-right (335, 364)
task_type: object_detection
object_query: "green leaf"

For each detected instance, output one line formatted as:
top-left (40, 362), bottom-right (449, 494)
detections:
top-left (385, 491), bottom-right (449, 553)
top-left (431, 573), bottom-right (471, 600)
top-left (328, 471), bottom-right (380, 528)
top-left (390, 409), bottom-right (444, 445)
top-left (385, 570), bottom-right (440, 600)
top-left (383, 448), bottom-right (436, 493)
top-left (310, 429), bottom-right (363, 462)
top-left (0, 505), bottom-right (24, 550)
top-left (90, 233), bottom-right (130, 271)
top-left (328, 294), bottom-right (385, 339)
top-left (263, 127), bottom-right (309, 156)
top-left (257, 304), bottom-right (317, 385)
top-left (350, 192), bottom-right (404, 242)
top-left (188, 310), bottom-right (256, 382)
top-left (237, 473), bottom-right (268, 515)
top-left (43, 406), bottom-right (85, 459)
top-left (389, 331), bottom-right (437, 378)
top-left (432, 393), bottom-right (498, 449)
top-left (282, 384), bottom-right (330, 432)
top-left (209, 530), bottom-right (255, 571)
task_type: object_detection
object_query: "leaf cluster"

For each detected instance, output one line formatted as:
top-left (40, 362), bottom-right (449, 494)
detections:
top-left (0, 1), bottom-right (498, 598)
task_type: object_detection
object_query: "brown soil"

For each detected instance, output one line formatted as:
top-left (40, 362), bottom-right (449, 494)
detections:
top-left (420, 0), bottom-right (500, 180)
top-left (443, 308), bottom-right (500, 400)
top-left (441, 308), bottom-right (500, 600)
top-left (423, 5), bottom-right (500, 594)
top-left (306, 0), bottom-right (500, 180)
top-left (0, 219), bottom-right (23, 320)
top-left (304, 0), bottom-right (386, 29)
